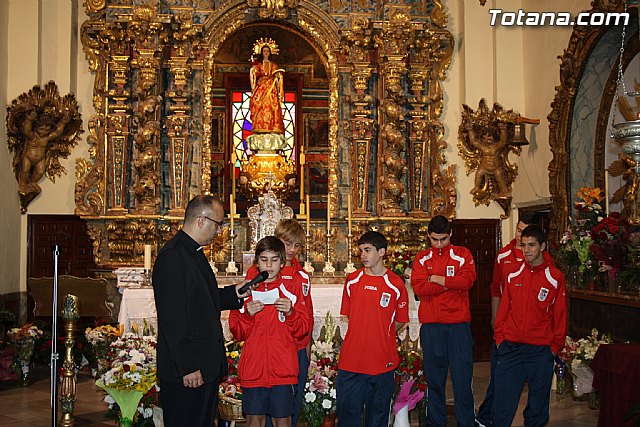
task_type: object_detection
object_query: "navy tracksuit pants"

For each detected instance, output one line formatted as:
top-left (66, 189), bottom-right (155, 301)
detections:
top-left (492, 341), bottom-right (554, 427)
top-left (475, 341), bottom-right (498, 426)
top-left (336, 369), bottom-right (395, 426)
top-left (420, 322), bottom-right (475, 427)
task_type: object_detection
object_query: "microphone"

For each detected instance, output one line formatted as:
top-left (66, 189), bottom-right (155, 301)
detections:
top-left (238, 270), bottom-right (269, 295)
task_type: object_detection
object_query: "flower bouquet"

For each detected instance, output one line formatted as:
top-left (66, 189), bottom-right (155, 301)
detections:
top-left (569, 328), bottom-right (611, 400)
top-left (7, 323), bottom-right (43, 385)
top-left (218, 340), bottom-right (244, 422)
top-left (394, 345), bottom-right (427, 426)
top-left (302, 313), bottom-right (339, 427)
top-left (85, 324), bottom-right (123, 376)
top-left (387, 245), bottom-right (414, 278)
top-left (97, 333), bottom-right (157, 426)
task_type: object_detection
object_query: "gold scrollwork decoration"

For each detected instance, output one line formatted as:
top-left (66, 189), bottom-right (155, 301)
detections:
top-left (247, 0), bottom-right (299, 19)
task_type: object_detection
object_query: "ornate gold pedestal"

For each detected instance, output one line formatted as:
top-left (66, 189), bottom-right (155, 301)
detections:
top-left (239, 152), bottom-right (295, 200)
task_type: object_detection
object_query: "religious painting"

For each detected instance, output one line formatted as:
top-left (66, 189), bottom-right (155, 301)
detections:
top-left (305, 114), bottom-right (329, 151)
top-left (308, 162), bottom-right (329, 196)
top-left (211, 111), bottom-right (225, 151)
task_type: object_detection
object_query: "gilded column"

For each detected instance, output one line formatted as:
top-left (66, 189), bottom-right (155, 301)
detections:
top-left (128, 7), bottom-right (168, 215)
top-left (342, 18), bottom-right (374, 217)
top-left (166, 13), bottom-right (202, 217)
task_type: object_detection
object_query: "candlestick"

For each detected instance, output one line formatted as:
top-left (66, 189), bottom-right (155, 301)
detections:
top-left (226, 232), bottom-right (239, 275)
top-left (347, 193), bottom-right (352, 232)
top-left (326, 195), bottom-right (331, 232)
top-left (300, 152), bottom-right (305, 201)
top-left (604, 169), bottom-right (609, 215)
top-left (231, 151), bottom-right (237, 201)
top-left (306, 195), bottom-right (311, 231)
top-left (230, 194), bottom-right (235, 232)
top-left (322, 231), bottom-right (335, 275)
top-left (344, 232), bottom-right (356, 275)
top-left (304, 230), bottom-right (314, 274)
top-left (144, 244), bottom-right (152, 271)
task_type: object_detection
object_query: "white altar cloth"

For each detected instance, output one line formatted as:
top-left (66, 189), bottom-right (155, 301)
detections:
top-left (117, 278), bottom-right (421, 341)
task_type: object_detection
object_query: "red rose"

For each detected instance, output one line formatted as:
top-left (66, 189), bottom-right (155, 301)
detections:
top-left (610, 225), bottom-right (620, 234)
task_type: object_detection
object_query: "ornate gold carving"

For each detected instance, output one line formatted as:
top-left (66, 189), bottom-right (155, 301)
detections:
top-left (430, 0), bottom-right (448, 28)
top-left (75, 114), bottom-right (105, 216)
top-left (84, 0), bottom-right (106, 14)
top-left (458, 99), bottom-right (520, 216)
top-left (6, 81), bottom-right (83, 213)
top-left (239, 153), bottom-right (296, 200)
top-left (247, 0), bottom-right (299, 19)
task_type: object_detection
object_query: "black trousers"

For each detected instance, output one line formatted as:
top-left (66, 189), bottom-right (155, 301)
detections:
top-left (161, 380), bottom-right (218, 427)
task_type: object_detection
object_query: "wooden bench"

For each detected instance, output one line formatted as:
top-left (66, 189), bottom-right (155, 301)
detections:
top-left (28, 275), bottom-right (119, 323)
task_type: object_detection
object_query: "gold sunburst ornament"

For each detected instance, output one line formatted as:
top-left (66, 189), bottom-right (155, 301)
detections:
top-left (252, 37), bottom-right (280, 57)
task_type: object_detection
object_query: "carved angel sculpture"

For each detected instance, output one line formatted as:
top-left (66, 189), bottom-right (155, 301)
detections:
top-left (6, 81), bottom-right (82, 212)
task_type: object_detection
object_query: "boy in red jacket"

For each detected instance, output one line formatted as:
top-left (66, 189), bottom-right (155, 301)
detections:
top-left (493, 225), bottom-right (567, 427)
top-left (229, 236), bottom-right (309, 427)
top-left (411, 215), bottom-right (476, 427)
top-left (244, 219), bottom-right (313, 426)
top-left (337, 231), bottom-right (409, 426)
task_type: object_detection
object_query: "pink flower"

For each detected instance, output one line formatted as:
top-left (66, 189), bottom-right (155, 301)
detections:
top-left (309, 372), bottom-right (329, 393)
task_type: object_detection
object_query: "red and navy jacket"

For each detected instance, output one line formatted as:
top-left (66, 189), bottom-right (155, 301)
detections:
top-left (245, 257), bottom-right (313, 350)
top-left (229, 272), bottom-right (309, 387)
top-left (494, 255), bottom-right (567, 354)
top-left (411, 244), bottom-right (476, 324)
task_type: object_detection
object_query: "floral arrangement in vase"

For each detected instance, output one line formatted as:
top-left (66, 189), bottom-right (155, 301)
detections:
top-left (302, 312), bottom-right (339, 427)
top-left (394, 345), bottom-right (427, 426)
top-left (570, 328), bottom-right (611, 370)
top-left (7, 323), bottom-right (43, 384)
top-left (97, 333), bottom-right (157, 426)
top-left (85, 324), bottom-right (123, 376)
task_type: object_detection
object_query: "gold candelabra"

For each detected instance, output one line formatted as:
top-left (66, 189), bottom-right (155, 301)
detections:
top-left (303, 230), bottom-right (315, 274)
top-left (344, 232), bottom-right (356, 274)
top-left (59, 294), bottom-right (79, 427)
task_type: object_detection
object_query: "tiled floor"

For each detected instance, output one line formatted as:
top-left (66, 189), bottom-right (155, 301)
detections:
top-left (0, 363), bottom-right (598, 426)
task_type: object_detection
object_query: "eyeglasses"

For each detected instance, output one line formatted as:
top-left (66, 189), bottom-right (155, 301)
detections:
top-left (201, 215), bottom-right (224, 227)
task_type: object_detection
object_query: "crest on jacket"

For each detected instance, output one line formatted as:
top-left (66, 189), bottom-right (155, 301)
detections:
top-left (538, 287), bottom-right (549, 301)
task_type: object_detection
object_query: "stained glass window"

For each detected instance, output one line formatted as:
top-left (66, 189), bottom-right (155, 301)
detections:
top-left (231, 90), bottom-right (296, 163)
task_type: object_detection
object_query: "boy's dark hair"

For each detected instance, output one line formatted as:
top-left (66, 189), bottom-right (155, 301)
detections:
top-left (521, 224), bottom-right (546, 245)
top-left (428, 215), bottom-right (451, 235)
top-left (357, 231), bottom-right (388, 251)
top-left (518, 211), bottom-right (539, 226)
top-left (255, 236), bottom-right (286, 262)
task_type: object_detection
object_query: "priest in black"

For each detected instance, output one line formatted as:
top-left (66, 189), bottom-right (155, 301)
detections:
top-left (153, 195), bottom-right (248, 426)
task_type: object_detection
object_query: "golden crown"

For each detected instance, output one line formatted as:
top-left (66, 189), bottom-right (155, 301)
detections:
top-left (252, 37), bottom-right (280, 56)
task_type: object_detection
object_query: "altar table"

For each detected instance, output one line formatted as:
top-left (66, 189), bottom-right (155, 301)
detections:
top-left (117, 276), bottom-right (421, 341)
top-left (591, 343), bottom-right (640, 427)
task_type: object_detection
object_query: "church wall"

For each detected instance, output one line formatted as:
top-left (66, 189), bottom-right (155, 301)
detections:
top-left (0, 0), bottom-right (92, 296)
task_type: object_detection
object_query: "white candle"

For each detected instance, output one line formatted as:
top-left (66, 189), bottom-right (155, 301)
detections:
top-left (327, 195), bottom-right (331, 233)
top-left (231, 151), bottom-right (237, 201)
top-left (347, 193), bottom-right (352, 232)
top-left (306, 195), bottom-right (310, 232)
top-left (604, 169), bottom-right (609, 215)
top-left (144, 244), bottom-right (152, 271)
top-left (300, 152), bottom-right (305, 201)
top-left (230, 194), bottom-right (235, 232)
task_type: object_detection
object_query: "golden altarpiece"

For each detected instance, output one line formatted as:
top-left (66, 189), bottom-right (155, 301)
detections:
top-left (76, 0), bottom-right (455, 269)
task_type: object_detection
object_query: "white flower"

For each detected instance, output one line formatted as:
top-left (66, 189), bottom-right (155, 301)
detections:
top-left (104, 395), bottom-right (115, 404)
top-left (322, 399), bottom-right (332, 409)
top-left (329, 388), bottom-right (336, 399)
top-left (305, 392), bottom-right (316, 403)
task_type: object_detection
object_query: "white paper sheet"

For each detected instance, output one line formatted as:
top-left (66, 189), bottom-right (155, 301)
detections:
top-left (251, 288), bottom-right (279, 305)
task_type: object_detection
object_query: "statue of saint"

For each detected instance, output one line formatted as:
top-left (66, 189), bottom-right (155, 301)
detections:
top-left (247, 38), bottom-right (286, 151)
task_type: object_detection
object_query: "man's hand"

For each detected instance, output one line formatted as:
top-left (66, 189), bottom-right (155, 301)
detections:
top-left (183, 370), bottom-right (203, 388)
top-left (235, 280), bottom-right (253, 299)
top-left (246, 300), bottom-right (264, 316)
top-left (274, 297), bottom-right (292, 316)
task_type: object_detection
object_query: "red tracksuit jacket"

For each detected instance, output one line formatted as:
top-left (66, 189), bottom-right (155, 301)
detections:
top-left (411, 244), bottom-right (476, 324)
top-left (245, 257), bottom-right (314, 350)
top-left (491, 240), bottom-right (557, 297)
top-left (494, 256), bottom-right (567, 354)
top-left (229, 272), bottom-right (309, 387)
